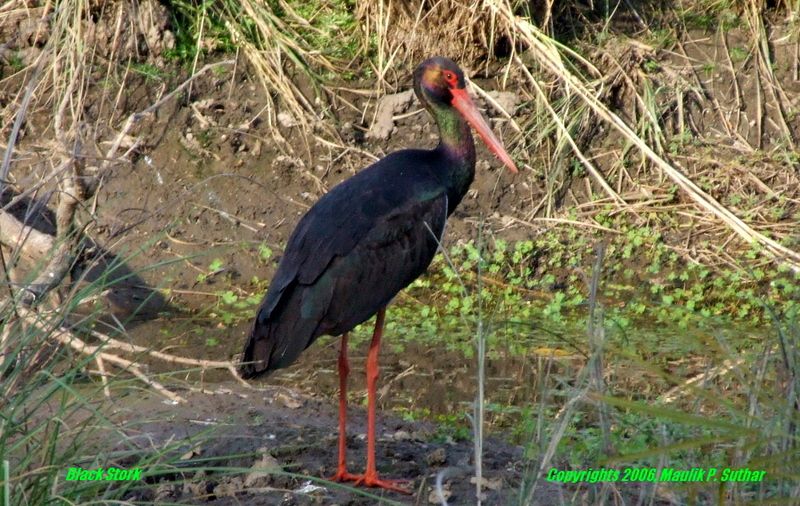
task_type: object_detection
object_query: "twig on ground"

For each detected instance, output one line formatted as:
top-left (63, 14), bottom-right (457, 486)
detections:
top-left (15, 306), bottom-right (244, 402)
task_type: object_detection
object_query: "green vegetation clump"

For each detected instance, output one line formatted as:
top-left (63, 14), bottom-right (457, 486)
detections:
top-left (161, 0), bottom-right (360, 62)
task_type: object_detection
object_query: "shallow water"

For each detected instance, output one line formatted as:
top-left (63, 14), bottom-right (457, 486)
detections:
top-left (118, 315), bottom-right (551, 432)
top-left (109, 300), bottom-right (762, 439)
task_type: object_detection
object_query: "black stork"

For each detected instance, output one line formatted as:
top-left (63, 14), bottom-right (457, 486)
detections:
top-left (239, 56), bottom-right (517, 492)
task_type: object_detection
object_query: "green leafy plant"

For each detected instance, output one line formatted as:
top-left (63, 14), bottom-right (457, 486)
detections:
top-left (196, 258), bottom-right (225, 283)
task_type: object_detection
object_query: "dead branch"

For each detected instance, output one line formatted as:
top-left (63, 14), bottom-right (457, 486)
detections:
top-left (85, 325), bottom-right (243, 377)
top-left (18, 155), bottom-right (85, 305)
top-left (15, 306), bottom-right (244, 403)
top-left (0, 212), bottom-right (56, 260)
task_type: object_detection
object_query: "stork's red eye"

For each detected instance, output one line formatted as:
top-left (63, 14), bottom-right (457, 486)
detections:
top-left (443, 71), bottom-right (457, 85)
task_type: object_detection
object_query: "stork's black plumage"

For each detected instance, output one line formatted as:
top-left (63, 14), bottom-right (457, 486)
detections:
top-left (239, 56), bottom-right (516, 492)
top-left (239, 153), bottom-right (451, 375)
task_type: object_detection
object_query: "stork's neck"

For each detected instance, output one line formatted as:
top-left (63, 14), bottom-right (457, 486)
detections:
top-left (432, 105), bottom-right (476, 206)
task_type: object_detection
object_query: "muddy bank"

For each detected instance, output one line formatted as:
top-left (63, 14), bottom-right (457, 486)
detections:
top-left (46, 382), bottom-right (542, 505)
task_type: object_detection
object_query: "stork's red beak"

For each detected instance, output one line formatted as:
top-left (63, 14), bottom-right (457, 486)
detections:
top-left (451, 88), bottom-right (518, 174)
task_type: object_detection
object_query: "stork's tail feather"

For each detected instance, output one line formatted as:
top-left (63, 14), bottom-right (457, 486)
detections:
top-left (238, 320), bottom-right (273, 379)
top-left (238, 296), bottom-right (322, 379)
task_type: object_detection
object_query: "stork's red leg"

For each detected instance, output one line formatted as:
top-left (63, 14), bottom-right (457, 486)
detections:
top-left (352, 307), bottom-right (410, 493)
top-left (329, 332), bottom-right (359, 482)
top-left (327, 309), bottom-right (410, 493)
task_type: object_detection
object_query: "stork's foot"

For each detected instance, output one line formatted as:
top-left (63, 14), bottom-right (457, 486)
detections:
top-left (328, 468), bottom-right (361, 483)
top-left (329, 469), bottom-right (411, 494)
top-left (353, 472), bottom-right (411, 494)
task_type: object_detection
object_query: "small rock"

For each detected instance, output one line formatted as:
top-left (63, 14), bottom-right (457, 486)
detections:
top-left (154, 483), bottom-right (181, 502)
top-left (426, 447), bottom-right (447, 466)
top-left (367, 90), bottom-right (414, 140)
top-left (340, 121), bottom-right (354, 142)
top-left (487, 91), bottom-right (520, 115)
top-left (193, 98), bottom-right (220, 111)
top-left (429, 487), bottom-right (451, 504)
top-left (183, 471), bottom-right (213, 497)
top-left (245, 450), bottom-right (282, 488)
top-left (213, 476), bottom-right (244, 497)
top-left (470, 476), bottom-right (503, 491)
top-left (272, 155), bottom-right (305, 169)
top-left (275, 391), bottom-right (303, 409)
top-left (278, 112), bottom-right (300, 128)
top-left (394, 430), bottom-right (411, 441)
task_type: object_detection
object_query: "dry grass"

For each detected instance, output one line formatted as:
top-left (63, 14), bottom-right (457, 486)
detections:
top-left (4, 0), bottom-right (797, 276)
top-left (219, 1), bottom-right (337, 136)
top-left (355, 0), bottom-right (507, 85)
top-left (348, 0), bottom-right (800, 272)
top-left (0, 1), bottom-right (243, 404)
